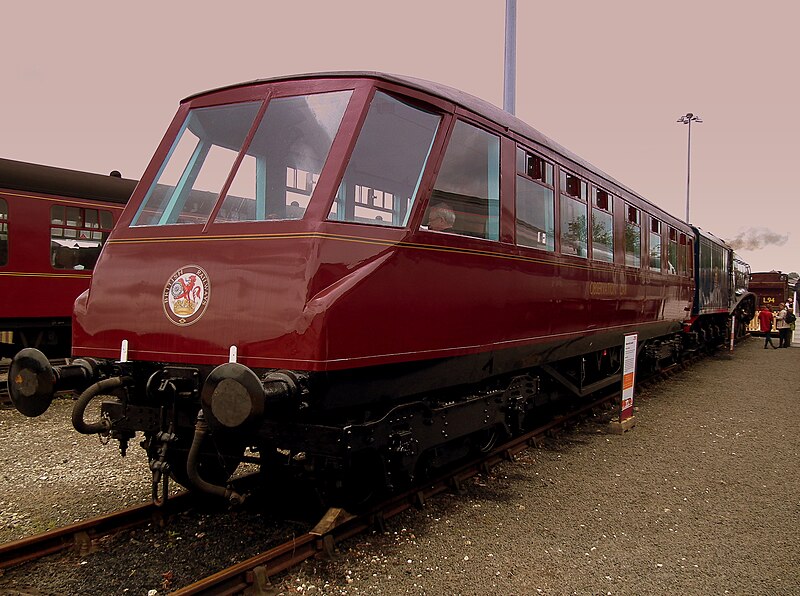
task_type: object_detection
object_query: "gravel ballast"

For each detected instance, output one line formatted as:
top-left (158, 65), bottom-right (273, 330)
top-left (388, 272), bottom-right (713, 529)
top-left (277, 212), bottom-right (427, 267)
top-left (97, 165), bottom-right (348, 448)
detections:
top-left (1, 338), bottom-right (798, 595)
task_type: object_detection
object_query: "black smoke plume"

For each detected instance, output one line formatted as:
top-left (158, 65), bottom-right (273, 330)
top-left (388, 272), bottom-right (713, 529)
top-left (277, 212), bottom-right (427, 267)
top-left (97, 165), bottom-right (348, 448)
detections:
top-left (727, 227), bottom-right (789, 251)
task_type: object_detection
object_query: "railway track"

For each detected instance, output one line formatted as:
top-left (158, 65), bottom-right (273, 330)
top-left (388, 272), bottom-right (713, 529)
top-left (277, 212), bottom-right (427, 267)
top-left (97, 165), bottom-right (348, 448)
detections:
top-left (0, 389), bottom-right (614, 587)
top-left (171, 349), bottom-right (721, 595)
top-left (0, 343), bottom-right (736, 592)
top-left (0, 471), bottom-right (263, 571)
top-left (0, 493), bottom-right (192, 570)
top-left (172, 393), bottom-right (616, 595)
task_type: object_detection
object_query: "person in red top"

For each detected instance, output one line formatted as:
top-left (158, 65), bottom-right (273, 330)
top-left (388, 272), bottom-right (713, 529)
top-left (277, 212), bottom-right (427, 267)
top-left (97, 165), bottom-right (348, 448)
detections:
top-left (758, 306), bottom-right (777, 349)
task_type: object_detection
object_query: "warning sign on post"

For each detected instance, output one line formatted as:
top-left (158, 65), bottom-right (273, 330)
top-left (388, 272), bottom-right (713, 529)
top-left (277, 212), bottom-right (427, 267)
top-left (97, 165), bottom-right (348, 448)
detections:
top-left (621, 333), bottom-right (638, 422)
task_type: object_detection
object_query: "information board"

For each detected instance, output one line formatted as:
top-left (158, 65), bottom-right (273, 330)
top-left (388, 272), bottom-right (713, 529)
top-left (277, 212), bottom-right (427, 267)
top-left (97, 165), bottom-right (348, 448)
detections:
top-left (621, 333), bottom-right (638, 421)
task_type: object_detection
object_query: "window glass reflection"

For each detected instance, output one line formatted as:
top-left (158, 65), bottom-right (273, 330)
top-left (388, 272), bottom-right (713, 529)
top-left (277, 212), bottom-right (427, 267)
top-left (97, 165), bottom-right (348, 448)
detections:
top-left (132, 102), bottom-right (261, 226)
top-left (592, 188), bottom-right (613, 263)
top-left (423, 120), bottom-right (500, 239)
top-left (560, 195), bottom-right (587, 257)
top-left (218, 91), bottom-right (351, 222)
top-left (329, 91), bottom-right (440, 227)
top-left (51, 206), bottom-right (114, 270)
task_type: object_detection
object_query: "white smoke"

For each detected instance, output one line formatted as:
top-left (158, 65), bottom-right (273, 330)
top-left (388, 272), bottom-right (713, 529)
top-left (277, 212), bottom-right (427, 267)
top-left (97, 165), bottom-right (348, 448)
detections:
top-left (728, 227), bottom-right (789, 251)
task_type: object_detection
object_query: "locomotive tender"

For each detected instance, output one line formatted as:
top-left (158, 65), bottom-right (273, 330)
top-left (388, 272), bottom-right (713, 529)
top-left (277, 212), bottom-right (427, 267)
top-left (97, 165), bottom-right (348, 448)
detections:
top-left (9, 73), bottom-right (755, 504)
top-left (0, 159), bottom-right (135, 357)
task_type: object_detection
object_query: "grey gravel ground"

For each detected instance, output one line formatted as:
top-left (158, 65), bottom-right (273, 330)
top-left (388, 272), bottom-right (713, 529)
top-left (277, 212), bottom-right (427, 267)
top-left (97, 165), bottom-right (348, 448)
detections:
top-left (0, 338), bottom-right (798, 595)
top-left (275, 339), bottom-right (800, 595)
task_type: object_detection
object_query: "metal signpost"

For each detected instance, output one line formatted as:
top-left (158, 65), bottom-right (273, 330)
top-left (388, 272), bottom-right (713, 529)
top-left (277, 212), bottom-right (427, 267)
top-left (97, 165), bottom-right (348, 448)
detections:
top-left (610, 333), bottom-right (638, 433)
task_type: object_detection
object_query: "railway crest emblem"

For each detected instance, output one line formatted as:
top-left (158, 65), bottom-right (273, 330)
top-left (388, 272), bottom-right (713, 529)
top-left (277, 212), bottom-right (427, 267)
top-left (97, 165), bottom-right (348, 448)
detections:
top-left (163, 265), bottom-right (210, 326)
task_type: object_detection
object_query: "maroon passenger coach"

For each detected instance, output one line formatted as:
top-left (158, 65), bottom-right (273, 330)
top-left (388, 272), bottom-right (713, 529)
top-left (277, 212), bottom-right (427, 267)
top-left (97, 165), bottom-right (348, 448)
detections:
top-left (0, 159), bottom-right (135, 357)
top-left (9, 73), bottom-right (735, 504)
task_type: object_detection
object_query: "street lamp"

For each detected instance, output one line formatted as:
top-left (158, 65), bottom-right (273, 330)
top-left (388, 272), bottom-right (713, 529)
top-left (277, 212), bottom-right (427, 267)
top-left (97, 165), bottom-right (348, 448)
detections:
top-left (503, 0), bottom-right (516, 115)
top-left (677, 112), bottom-right (702, 223)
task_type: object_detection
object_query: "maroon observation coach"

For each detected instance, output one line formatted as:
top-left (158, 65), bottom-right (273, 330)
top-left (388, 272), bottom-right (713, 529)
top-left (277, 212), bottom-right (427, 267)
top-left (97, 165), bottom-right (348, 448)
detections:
top-left (8, 73), bottom-right (747, 505)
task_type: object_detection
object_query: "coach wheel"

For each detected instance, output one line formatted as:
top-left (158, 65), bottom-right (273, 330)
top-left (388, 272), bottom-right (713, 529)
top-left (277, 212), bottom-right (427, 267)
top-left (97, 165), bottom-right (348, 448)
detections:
top-left (471, 426), bottom-right (504, 454)
top-left (153, 433), bottom-right (244, 490)
top-left (335, 450), bottom-right (386, 510)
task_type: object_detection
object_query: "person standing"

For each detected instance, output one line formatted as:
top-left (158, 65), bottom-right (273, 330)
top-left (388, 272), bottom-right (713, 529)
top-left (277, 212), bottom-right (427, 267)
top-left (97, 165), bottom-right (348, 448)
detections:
top-left (775, 303), bottom-right (790, 348)
top-left (758, 306), bottom-right (777, 349)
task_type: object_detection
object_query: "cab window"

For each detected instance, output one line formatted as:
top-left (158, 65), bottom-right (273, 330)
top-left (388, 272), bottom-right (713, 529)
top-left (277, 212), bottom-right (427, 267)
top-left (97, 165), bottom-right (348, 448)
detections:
top-left (217, 92), bottom-right (351, 222)
top-left (422, 120), bottom-right (500, 240)
top-left (133, 102), bottom-right (262, 226)
top-left (133, 91), bottom-right (353, 227)
top-left (329, 92), bottom-right (441, 227)
top-left (515, 148), bottom-right (554, 251)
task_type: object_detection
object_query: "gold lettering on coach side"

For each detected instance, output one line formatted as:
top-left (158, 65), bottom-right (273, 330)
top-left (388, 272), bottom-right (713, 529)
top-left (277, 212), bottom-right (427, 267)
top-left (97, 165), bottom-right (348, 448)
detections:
top-left (589, 281), bottom-right (619, 296)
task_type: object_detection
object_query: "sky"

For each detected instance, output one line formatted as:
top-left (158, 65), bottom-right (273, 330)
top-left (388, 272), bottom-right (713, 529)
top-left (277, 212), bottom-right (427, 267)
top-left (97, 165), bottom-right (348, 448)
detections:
top-left (2, 0), bottom-right (798, 274)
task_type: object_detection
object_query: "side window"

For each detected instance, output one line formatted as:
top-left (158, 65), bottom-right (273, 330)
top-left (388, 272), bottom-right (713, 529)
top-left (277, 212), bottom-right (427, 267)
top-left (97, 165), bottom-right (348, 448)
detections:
top-left (422, 120), bottom-right (500, 240)
top-left (51, 206), bottom-right (115, 270)
top-left (649, 218), bottom-right (662, 272)
top-left (515, 148), bottom-right (554, 251)
top-left (687, 238), bottom-right (694, 276)
top-left (624, 205), bottom-right (641, 267)
top-left (668, 228), bottom-right (678, 274)
top-left (559, 170), bottom-right (588, 257)
top-left (591, 188), bottom-right (613, 263)
top-left (330, 91), bottom-right (441, 227)
top-left (678, 233), bottom-right (687, 275)
top-left (0, 198), bottom-right (7, 266)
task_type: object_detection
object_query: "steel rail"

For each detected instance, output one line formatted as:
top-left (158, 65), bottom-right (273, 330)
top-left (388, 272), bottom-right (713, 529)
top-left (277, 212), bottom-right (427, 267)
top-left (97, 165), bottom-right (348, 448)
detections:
top-left (172, 343), bottom-right (736, 594)
top-left (0, 492), bottom-right (192, 569)
top-left (172, 391), bottom-right (617, 595)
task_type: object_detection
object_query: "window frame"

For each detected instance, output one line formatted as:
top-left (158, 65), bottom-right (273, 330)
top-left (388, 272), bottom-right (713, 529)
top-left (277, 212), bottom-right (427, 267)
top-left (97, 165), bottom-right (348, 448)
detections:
top-left (0, 197), bottom-right (8, 267)
top-left (50, 204), bottom-right (115, 271)
top-left (514, 146), bottom-right (555, 252)
top-left (649, 217), bottom-right (662, 272)
top-left (623, 203), bottom-right (642, 268)
top-left (558, 168), bottom-right (589, 258)
top-left (667, 227), bottom-right (679, 275)
top-left (590, 186), bottom-right (614, 263)
top-left (420, 117), bottom-right (502, 241)
top-left (328, 89), bottom-right (444, 230)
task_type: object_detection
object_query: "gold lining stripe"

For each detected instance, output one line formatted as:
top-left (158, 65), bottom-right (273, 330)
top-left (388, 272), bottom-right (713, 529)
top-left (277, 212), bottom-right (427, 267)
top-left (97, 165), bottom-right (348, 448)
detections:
top-left (107, 231), bottom-right (624, 273)
top-left (72, 321), bottom-right (662, 367)
top-left (0, 190), bottom-right (125, 210)
top-left (0, 271), bottom-right (90, 279)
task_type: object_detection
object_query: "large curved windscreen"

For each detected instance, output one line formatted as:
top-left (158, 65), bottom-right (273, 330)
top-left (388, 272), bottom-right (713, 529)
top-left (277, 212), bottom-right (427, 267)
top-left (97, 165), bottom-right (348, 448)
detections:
top-left (131, 91), bottom-right (352, 226)
top-left (328, 92), bottom-right (441, 227)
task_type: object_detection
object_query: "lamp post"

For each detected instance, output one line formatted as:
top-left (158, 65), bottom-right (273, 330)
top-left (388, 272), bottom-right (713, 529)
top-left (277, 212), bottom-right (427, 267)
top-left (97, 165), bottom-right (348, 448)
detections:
top-left (503, 0), bottom-right (517, 115)
top-left (677, 112), bottom-right (702, 223)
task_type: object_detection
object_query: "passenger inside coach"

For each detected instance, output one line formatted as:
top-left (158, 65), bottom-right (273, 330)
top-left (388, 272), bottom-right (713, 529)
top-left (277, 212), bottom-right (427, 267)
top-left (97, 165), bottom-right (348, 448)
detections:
top-left (426, 202), bottom-right (456, 232)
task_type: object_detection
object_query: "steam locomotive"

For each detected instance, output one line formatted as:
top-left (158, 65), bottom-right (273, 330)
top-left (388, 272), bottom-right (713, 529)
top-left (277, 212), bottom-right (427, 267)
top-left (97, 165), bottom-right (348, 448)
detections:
top-left (9, 73), bottom-right (755, 505)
